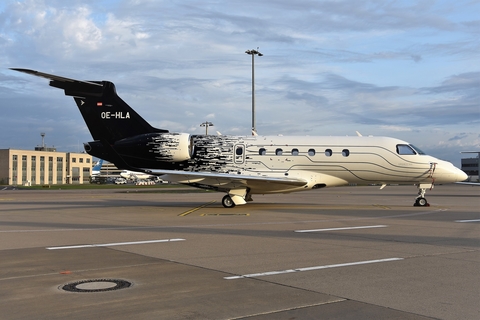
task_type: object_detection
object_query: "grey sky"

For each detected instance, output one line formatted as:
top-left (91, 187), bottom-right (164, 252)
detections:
top-left (1, 0), bottom-right (479, 166)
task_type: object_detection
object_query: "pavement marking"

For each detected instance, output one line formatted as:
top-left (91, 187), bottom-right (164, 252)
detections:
top-left (46, 238), bottom-right (185, 250)
top-left (200, 213), bottom-right (250, 216)
top-left (178, 200), bottom-right (216, 216)
top-left (455, 219), bottom-right (480, 223)
top-left (228, 300), bottom-right (347, 320)
top-left (295, 225), bottom-right (387, 233)
top-left (1, 209), bottom-right (444, 233)
top-left (224, 258), bottom-right (403, 280)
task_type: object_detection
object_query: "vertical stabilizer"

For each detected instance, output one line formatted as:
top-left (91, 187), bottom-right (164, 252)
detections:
top-left (11, 68), bottom-right (168, 143)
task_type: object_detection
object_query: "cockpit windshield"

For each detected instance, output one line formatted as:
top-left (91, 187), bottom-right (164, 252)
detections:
top-left (396, 144), bottom-right (426, 155)
top-left (396, 144), bottom-right (415, 155)
top-left (409, 144), bottom-right (426, 155)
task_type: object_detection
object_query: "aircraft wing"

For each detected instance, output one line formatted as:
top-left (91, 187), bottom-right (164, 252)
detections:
top-left (145, 169), bottom-right (308, 192)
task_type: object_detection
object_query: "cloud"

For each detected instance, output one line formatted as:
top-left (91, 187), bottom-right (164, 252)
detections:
top-left (0, 0), bottom-right (479, 167)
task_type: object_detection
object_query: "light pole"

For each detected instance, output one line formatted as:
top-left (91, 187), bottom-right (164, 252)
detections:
top-left (245, 48), bottom-right (263, 135)
top-left (200, 121), bottom-right (214, 135)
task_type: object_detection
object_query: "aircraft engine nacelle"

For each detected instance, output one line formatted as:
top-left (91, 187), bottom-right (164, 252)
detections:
top-left (150, 132), bottom-right (193, 162)
top-left (84, 133), bottom-right (193, 166)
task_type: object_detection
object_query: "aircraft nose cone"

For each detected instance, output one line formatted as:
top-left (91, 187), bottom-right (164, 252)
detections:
top-left (457, 169), bottom-right (468, 182)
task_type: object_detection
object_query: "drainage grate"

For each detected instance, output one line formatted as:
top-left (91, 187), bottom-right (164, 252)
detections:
top-left (62, 279), bottom-right (132, 293)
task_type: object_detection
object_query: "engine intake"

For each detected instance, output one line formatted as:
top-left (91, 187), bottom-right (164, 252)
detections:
top-left (149, 133), bottom-right (193, 162)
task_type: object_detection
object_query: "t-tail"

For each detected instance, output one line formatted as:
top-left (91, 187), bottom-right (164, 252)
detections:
top-left (10, 68), bottom-right (181, 169)
top-left (11, 68), bottom-right (167, 143)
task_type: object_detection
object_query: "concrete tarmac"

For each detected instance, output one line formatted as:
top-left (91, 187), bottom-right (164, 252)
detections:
top-left (0, 184), bottom-right (478, 319)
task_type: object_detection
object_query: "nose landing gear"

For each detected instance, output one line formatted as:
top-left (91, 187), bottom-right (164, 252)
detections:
top-left (414, 184), bottom-right (432, 207)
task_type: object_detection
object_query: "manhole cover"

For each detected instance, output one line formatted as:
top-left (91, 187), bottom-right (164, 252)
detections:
top-left (62, 279), bottom-right (131, 293)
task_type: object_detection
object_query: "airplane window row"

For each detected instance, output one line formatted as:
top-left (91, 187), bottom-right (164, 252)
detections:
top-left (258, 148), bottom-right (350, 157)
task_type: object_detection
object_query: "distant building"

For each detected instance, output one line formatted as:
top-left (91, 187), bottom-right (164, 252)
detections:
top-left (0, 149), bottom-right (92, 186)
top-left (461, 153), bottom-right (479, 182)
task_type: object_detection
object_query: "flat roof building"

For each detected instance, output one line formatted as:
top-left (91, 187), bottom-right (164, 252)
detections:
top-left (461, 152), bottom-right (479, 182)
top-left (0, 149), bottom-right (92, 186)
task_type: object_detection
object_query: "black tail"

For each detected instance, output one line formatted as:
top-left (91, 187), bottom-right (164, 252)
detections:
top-left (11, 68), bottom-right (167, 144)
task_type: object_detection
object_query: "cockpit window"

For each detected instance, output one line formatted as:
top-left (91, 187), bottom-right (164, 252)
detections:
top-left (396, 144), bottom-right (416, 155)
top-left (409, 144), bottom-right (425, 155)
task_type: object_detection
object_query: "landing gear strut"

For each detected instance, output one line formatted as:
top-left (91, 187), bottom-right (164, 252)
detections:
top-left (414, 184), bottom-right (431, 207)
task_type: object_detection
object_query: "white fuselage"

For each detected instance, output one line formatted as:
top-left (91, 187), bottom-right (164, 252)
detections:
top-left (159, 134), bottom-right (466, 195)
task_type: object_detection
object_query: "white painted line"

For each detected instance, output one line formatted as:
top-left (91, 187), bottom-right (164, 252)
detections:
top-left (295, 225), bottom-right (387, 233)
top-left (224, 258), bottom-right (403, 280)
top-left (46, 238), bottom-right (185, 250)
top-left (455, 219), bottom-right (480, 223)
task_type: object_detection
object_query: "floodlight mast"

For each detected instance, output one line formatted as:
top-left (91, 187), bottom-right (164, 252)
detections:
top-left (200, 121), bottom-right (214, 135)
top-left (245, 48), bottom-right (263, 135)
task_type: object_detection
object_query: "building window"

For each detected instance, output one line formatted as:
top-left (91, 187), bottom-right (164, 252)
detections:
top-left (325, 149), bottom-right (332, 157)
top-left (72, 158), bottom-right (76, 163)
top-left (79, 158), bottom-right (84, 163)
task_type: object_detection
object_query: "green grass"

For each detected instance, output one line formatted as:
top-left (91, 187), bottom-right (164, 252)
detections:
top-left (13, 183), bottom-right (192, 191)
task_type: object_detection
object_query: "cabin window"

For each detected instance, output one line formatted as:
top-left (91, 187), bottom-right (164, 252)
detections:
top-left (396, 144), bottom-right (416, 155)
top-left (308, 149), bottom-right (316, 156)
top-left (342, 149), bottom-right (350, 157)
top-left (276, 148), bottom-right (283, 156)
top-left (325, 149), bottom-right (332, 157)
top-left (259, 148), bottom-right (266, 155)
top-left (236, 146), bottom-right (243, 155)
top-left (291, 148), bottom-right (299, 156)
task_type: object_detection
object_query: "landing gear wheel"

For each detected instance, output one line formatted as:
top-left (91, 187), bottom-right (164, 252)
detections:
top-left (414, 197), bottom-right (429, 207)
top-left (222, 195), bottom-right (236, 208)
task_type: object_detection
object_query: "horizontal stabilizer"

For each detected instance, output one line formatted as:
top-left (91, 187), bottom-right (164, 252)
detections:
top-left (10, 68), bottom-right (102, 88)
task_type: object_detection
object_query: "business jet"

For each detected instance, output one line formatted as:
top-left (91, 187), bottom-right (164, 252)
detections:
top-left (11, 68), bottom-right (468, 208)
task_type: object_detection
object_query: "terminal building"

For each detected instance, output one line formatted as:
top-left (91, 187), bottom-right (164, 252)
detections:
top-left (0, 148), bottom-right (92, 186)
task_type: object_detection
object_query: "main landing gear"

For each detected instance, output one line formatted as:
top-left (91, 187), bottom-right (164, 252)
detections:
top-left (414, 184), bottom-right (431, 207)
top-left (221, 188), bottom-right (252, 208)
top-left (222, 195), bottom-right (235, 208)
